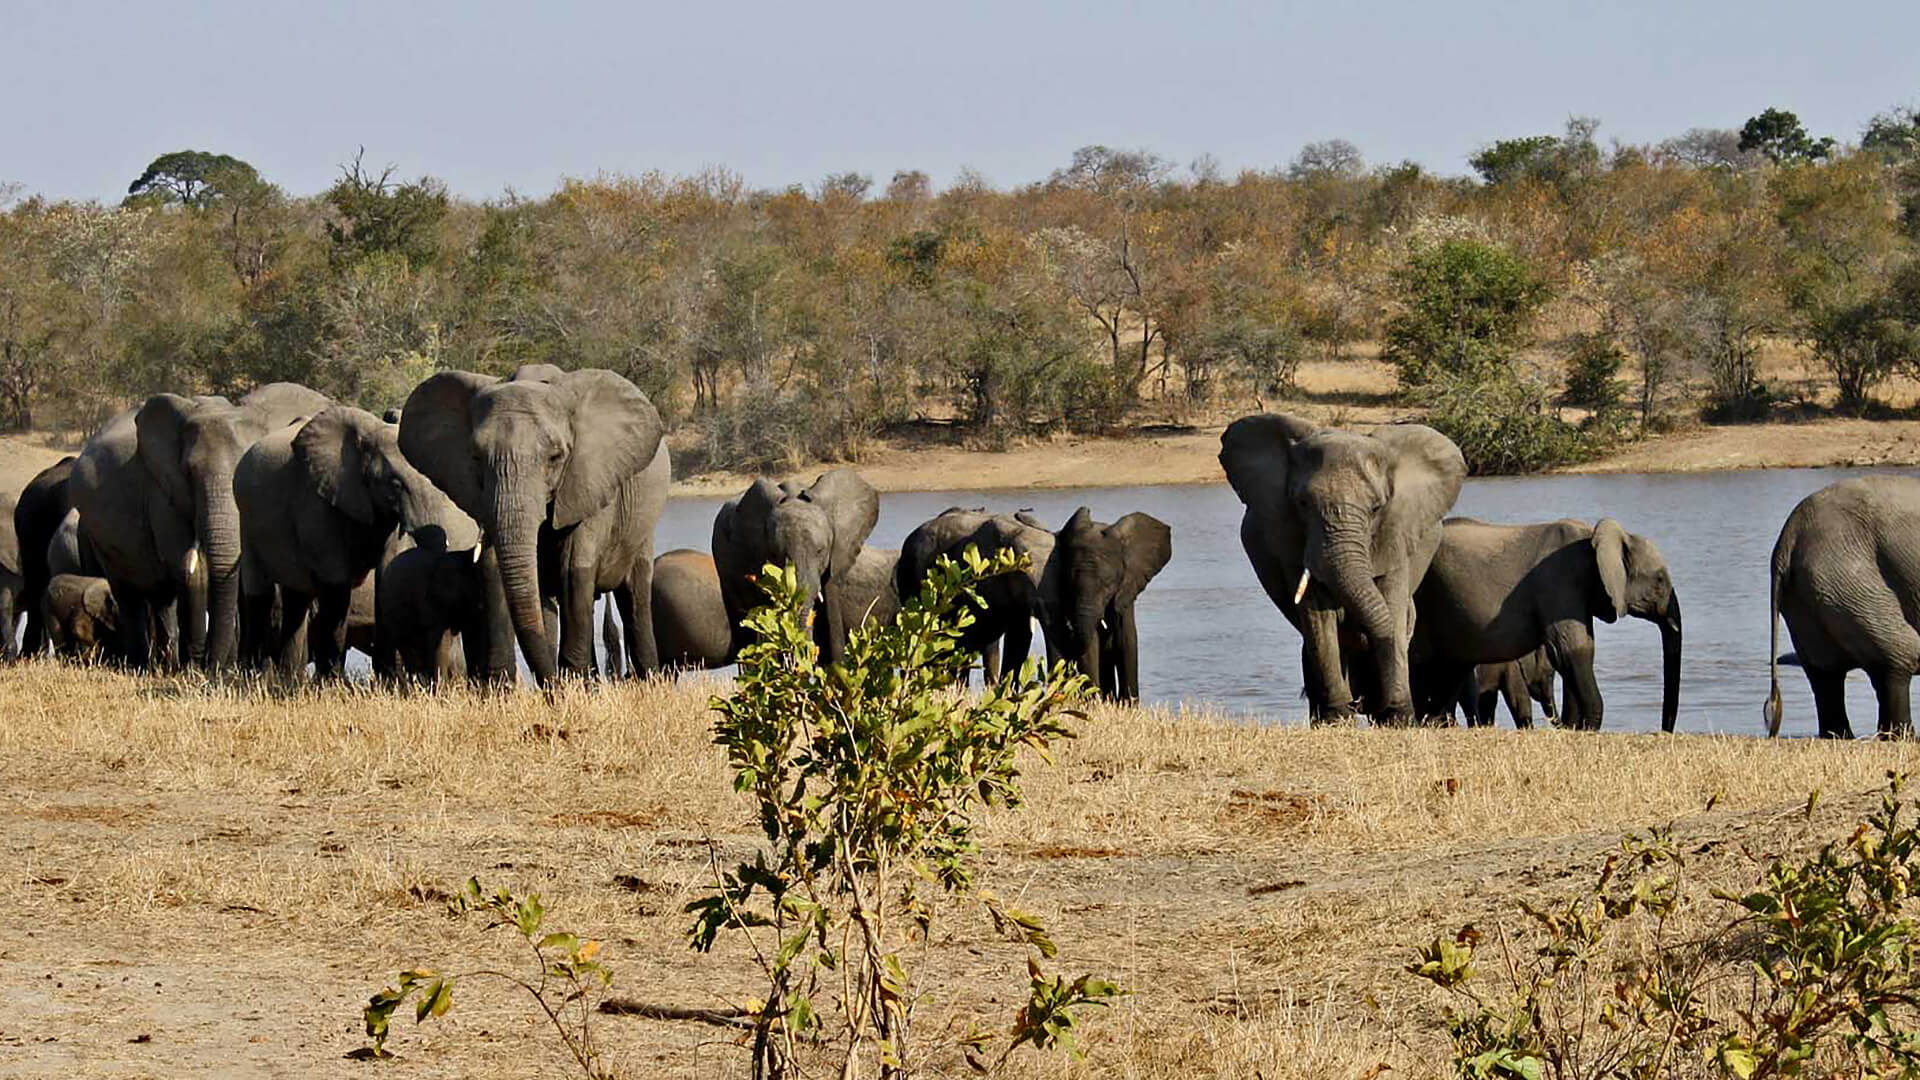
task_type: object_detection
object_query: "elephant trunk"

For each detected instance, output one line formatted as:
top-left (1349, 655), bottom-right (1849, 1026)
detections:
top-left (490, 477), bottom-right (556, 687)
top-left (197, 487), bottom-right (242, 670)
top-left (1073, 595), bottom-right (1104, 691)
top-left (1312, 519), bottom-right (1394, 653)
top-left (1659, 593), bottom-right (1683, 734)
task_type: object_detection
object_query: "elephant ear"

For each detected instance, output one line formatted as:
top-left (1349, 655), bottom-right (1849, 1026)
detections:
top-left (1592, 518), bottom-right (1630, 623)
top-left (399, 371), bottom-right (496, 521)
top-left (802, 468), bottom-right (878, 579)
top-left (1370, 423), bottom-right (1467, 541)
top-left (551, 369), bottom-right (665, 529)
top-left (294, 407), bottom-right (378, 525)
top-left (134, 394), bottom-right (203, 519)
top-left (1219, 413), bottom-right (1318, 514)
top-left (1109, 512), bottom-right (1173, 598)
top-left (85, 581), bottom-right (116, 623)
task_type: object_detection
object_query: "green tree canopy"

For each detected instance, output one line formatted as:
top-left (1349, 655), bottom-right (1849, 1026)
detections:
top-left (323, 152), bottom-right (449, 270)
top-left (125, 150), bottom-right (262, 208)
top-left (1739, 107), bottom-right (1836, 164)
top-left (1384, 239), bottom-right (1549, 386)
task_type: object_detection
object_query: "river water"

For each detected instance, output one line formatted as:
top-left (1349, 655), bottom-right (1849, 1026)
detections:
top-left (652, 466), bottom-right (1920, 737)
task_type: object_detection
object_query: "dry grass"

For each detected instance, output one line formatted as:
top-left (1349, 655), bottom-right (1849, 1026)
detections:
top-left (1, 661), bottom-right (1916, 1077)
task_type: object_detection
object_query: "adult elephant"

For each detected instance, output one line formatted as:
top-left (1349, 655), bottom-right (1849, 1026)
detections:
top-left (70, 383), bottom-right (330, 670)
top-left (0, 490), bottom-right (20, 659)
top-left (400, 366), bottom-right (669, 685)
top-left (1411, 517), bottom-right (1682, 733)
top-left (896, 508), bottom-right (1061, 683)
top-left (1765, 476), bottom-right (1920, 739)
top-left (1220, 414), bottom-right (1466, 725)
top-left (712, 469), bottom-right (879, 663)
top-left (236, 405), bottom-right (477, 679)
top-left (13, 456), bottom-right (76, 657)
top-left (1052, 507), bottom-right (1171, 701)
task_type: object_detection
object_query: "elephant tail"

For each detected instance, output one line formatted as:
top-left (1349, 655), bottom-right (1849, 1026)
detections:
top-left (1764, 547), bottom-right (1786, 738)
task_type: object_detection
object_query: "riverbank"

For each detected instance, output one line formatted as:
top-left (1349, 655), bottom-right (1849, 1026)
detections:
top-left (0, 663), bottom-right (1911, 1077)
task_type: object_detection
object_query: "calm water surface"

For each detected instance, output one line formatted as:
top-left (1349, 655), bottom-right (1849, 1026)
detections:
top-left (651, 466), bottom-right (1920, 737)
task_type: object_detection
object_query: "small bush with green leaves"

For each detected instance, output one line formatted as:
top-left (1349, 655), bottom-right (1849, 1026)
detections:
top-left (361, 878), bottom-right (613, 1076)
top-left (690, 551), bottom-right (1122, 1079)
top-left (1419, 367), bottom-right (1592, 475)
top-left (1410, 775), bottom-right (1920, 1080)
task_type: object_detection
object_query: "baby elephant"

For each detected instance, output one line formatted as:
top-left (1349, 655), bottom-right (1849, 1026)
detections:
top-left (43, 573), bottom-right (120, 661)
top-left (1460, 648), bottom-right (1557, 728)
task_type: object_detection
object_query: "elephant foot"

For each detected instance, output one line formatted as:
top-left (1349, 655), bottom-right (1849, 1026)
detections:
top-left (1308, 705), bottom-right (1360, 728)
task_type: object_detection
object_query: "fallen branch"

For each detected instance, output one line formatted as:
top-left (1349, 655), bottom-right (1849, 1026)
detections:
top-left (597, 999), bottom-right (755, 1029)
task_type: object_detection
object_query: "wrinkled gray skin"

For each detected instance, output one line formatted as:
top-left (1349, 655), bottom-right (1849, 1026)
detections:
top-left (834, 546), bottom-right (900, 644)
top-left (1411, 517), bottom-right (1682, 733)
top-left (0, 491), bottom-right (20, 659)
top-left (1452, 647), bottom-right (1557, 729)
top-left (649, 549), bottom-right (734, 672)
top-left (713, 469), bottom-right (879, 663)
top-left (896, 508), bottom-right (1061, 683)
top-left (1052, 507), bottom-right (1172, 701)
top-left (47, 509), bottom-right (106, 581)
top-left (375, 531), bottom-right (482, 685)
top-left (236, 405), bottom-right (476, 680)
top-left (12, 456), bottom-right (75, 657)
top-left (43, 573), bottom-right (119, 661)
top-left (1766, 476), bottom-right (1920, 739)
top-left (400, 366), bottom-right (669, 686)
top-left (1220, 414), bottom-right (1466, 725)
top-left (70, 383), bottom-right (330, 670)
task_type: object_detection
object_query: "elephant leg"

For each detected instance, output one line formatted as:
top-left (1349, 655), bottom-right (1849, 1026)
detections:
top-left (624, 557), bottom-right (659, 677)
top-left (1806, 667), bottom-right (1854, 739)
top-left (1502, 664), bottom-right (1532, 730)
top-left (309, 586), bottom-right (352, 682)
top-left (1301, 607), bottom-right (1354, 725)
top-left (474, 547), bottom-right (517, 687)
top-left (1001, 618), bottom-right (1033, 685)
top-left (1475, 687), bottom-right (1500, 728)
top-left (1546, 623), bottom-right (1603, 732)
top-left (1114, 605), bottom-right (1140, 701)
top-left (1870, 668), bottom-right (1914, 740)
top-left (115, 591), bottom-right (151, 671)
top-left (979, 637), bottom-right (1001, 688)
top-left (555, 566), bottom-right (597, 677)
top-left (153, 595), bottom-right (182, 672)
top-left (275, 588), bottom-right (312, 681)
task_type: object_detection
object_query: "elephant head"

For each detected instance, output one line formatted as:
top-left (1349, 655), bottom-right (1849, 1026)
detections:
top-left (1221, 413), bottom-right (1465, 721)
top-left (713, 468), bottom-right (879, 661)
top-left (1051, 507), bottom-right (1172, 701)
top-left (293, 406), bottom-right (476, 549)
top-left (1592, 518), bottom-right (1683, 733)
top-left (135, 382), bottom-right (329, 668)
top-left (399, 368), bottom-right (664, 685)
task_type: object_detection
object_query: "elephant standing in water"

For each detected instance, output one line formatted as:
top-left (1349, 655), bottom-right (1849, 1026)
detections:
top-left (1766, 476), bottom-right (1920, 739)
top-left (712, 469), bottom-right (879, 663)
top-left (400, 367), bottom-right (669, 685)
top-left (1220, 414), bottom-right (1466, 725)
top-left (1049, 508), bottom-right (1171, 701)
top-left (1411, 517), bottom-right (1682, 733)
top-left (70, 383), bottom-right (329, 670)
top-left (236, 405), bottom-right (476, 680)
top-left (12, 456), bottom-right (75, 657)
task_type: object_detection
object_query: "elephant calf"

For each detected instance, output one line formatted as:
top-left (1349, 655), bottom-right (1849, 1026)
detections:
top-left (43, 573), bottom-right (119, 661)
top-left (375, 536), bottom-right (485, 686)
top-left (1767, 475), bottom-right (1920, 739)
top-left (1455, 648), bottom-right (1557, 729)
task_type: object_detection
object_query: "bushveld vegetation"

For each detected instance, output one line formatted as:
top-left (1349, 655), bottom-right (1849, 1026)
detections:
top-left (4, 106), bottom-right (1920, 473)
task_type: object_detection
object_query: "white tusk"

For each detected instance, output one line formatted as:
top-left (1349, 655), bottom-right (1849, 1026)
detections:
top-left (469, 544), bottom-right (483, 564)
top-left (1293, 568), bottom-right (1311, 605)
top-left (186, 548), bottom-right (199, 576)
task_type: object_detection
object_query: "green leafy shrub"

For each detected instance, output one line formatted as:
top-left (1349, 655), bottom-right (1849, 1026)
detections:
top-left (1411, 775), bottom-right (1920, 1079)
top-left (690, 553), bottom-right (1122, 1079)
top-left (1384, 239), bottom-right (1551, 389)
top-left (1420, 368), bottom-right (1591, 475)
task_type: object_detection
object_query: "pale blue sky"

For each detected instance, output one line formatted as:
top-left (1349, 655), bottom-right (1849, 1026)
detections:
top-left (3, 0), bottom-right (1916, 201)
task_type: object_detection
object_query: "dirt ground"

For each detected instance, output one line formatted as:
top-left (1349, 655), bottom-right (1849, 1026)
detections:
top-left (1, 664), bottom-right (1914, 1078)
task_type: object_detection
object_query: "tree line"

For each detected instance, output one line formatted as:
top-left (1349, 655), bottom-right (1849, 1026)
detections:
top-left (2, 104), bottom-right (1919, 474)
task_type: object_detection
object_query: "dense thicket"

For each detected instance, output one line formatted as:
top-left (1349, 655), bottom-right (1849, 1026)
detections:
top-left (3, 107), bottom-right (1919, 472)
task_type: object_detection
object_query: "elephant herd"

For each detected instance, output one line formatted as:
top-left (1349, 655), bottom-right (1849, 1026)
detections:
top-left (0, 385), bottom-right (1911, 739)
top-left (0, 367), bottom-right (1174, 701)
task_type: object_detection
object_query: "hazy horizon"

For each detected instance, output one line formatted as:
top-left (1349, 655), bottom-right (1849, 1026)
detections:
top-left (4, 0), bottom-right (1916, 203)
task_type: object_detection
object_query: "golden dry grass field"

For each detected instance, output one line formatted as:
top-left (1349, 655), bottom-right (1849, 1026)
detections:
top-left (2, 662), bottom-right (1917, 1077)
